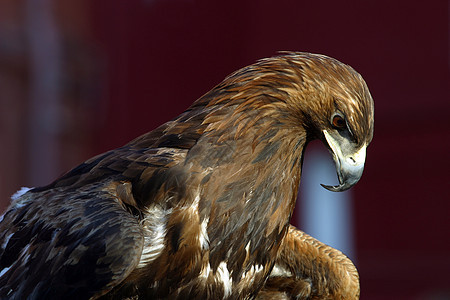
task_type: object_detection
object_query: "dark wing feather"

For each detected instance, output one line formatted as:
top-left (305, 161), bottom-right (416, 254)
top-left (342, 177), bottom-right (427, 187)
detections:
top-left (0, 186), bottom-right (144, 299)
top-left (0, 145), bottom-right (187, 299)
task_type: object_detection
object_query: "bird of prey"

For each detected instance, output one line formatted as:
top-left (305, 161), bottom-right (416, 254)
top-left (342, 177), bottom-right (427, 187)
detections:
top-left (0, 52), bottom-right (374, 299)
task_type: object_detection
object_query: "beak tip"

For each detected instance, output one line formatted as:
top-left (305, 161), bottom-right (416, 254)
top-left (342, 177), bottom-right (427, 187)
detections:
top-left (320, 183), bottom-right (353, 192)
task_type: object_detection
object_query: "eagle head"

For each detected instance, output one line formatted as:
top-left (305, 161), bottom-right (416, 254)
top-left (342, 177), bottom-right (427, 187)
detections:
top-left (276, 52), bottom-right (374, 192)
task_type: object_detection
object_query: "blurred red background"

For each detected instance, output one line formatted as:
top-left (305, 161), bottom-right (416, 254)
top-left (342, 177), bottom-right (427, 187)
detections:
top-left (1, 1), bottom-right (449, 299)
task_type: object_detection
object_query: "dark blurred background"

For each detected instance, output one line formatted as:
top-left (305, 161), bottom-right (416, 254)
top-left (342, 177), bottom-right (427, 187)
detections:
top-left (0, 1), bottom-right (449, 299)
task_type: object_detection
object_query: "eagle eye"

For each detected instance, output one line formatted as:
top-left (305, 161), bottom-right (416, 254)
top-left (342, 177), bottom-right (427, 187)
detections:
top-left (331, 114), bottom-right (346, 130)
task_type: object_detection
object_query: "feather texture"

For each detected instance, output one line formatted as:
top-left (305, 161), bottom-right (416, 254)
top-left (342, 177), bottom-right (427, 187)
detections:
top-left (0, 52), bottom-right (373, 299)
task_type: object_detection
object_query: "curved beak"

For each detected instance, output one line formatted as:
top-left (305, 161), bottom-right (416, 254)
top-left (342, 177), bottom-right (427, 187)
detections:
top-left (321, 130), bottom-right (367, 192)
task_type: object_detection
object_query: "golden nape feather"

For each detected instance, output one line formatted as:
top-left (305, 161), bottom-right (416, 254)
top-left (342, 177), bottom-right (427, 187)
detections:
top-left (0, 52), bottom-right (374, 299)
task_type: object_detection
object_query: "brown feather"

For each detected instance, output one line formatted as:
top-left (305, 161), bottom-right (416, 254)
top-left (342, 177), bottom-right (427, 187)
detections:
top-left (259, 225), bottom-right (360, 299)
top-left (0, 52), bottom-right (373, 299)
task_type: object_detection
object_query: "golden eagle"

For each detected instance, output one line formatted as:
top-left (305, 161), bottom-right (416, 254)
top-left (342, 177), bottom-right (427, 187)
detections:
top-left (0, 52), bottom-right (374, 299)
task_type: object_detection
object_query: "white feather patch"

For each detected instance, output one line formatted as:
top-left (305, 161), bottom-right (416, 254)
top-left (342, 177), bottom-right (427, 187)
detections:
top-left (270, 264), bottom-right (293, 277)
top-left (0, 266), bottom-right (10, 277)
top-left (200, 262), bottom-right (211, 279)
top-left (241, 264), bottom-right (263, 280)
top-left (216, 261), bottom-right (233, 298)
top-left (1, 233), bottom-right (14, 250)
top-left (138, 205), bottom-right (171, 268)
top-left (1, 187), bottom-right (33, 223)
top-left (199, 217), bottom-right (209, 250)
top-left (11, 187), bottom-right (32, 201)
top-left (245, 242), bottom-right (251, 254)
